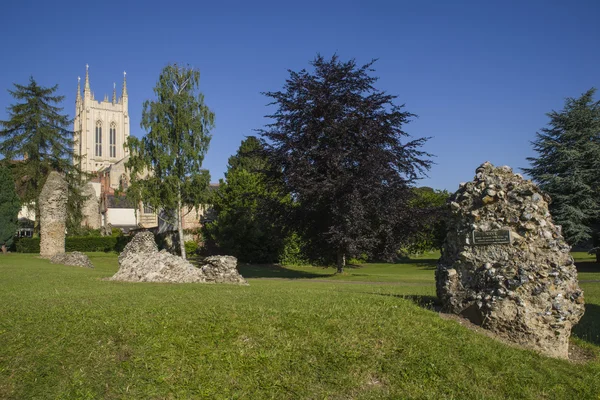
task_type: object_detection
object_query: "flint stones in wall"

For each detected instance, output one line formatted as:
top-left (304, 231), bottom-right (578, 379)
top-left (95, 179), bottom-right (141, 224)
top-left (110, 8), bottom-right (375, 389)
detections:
top-left (51, 251), bottom-right (94, 268)
top-left (39, 172), bottom-right (68, 258)
top-left (111, 231), bottom-right (248, 285)
top-left (436, 162), bottom-right (584, 359)
top-left (81, 183), bottom-right (101, 229)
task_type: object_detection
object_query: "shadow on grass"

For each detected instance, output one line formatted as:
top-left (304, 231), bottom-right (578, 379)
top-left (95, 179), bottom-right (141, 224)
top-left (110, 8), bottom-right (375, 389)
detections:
top-left (576, 261), bottom-right (600, 273)
top-left (391, 255), bottom-right (438, 270)
top-left (368, 292), bottom-right (441, 311)
top-left (236, 264), bottom-right (333, 279)
top-left (573, 303), bottom-right (600, 346)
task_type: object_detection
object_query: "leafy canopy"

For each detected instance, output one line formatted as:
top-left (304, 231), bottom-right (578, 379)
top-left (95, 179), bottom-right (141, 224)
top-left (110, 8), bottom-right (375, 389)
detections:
top-left (259, 55), bottom-right (432, 268)
top-left (0, 77), bottom-right (86, 232)
top-left (204, 136), bottom-right (289, 263)
top-left (126, 64), bottom-right (215, 212)
top-left (524, 88), bottom-right (600, 245)
top-left (0, 165), bottom-right (21, 247)
top-left (125, 64), bottom-right (214, 258)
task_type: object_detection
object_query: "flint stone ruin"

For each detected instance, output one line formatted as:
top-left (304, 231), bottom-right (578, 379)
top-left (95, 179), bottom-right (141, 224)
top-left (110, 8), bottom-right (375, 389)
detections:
top-left (436, 162), bottom-right (584, 358)
top-left (51, 251), bottom-right (94, 269)
top-left (39, 171), bottom-right (68, 258)
top-left (110, 231), bottom-right (247, 285)
top-left (81, 183), bottom-right (101, 229)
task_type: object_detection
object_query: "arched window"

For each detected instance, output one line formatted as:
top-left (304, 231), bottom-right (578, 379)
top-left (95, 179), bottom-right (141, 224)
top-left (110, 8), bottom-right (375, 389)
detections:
top-left (110, 123), bottom-right (117, 158)
top-left (95, 121), bottom-right (102, 157)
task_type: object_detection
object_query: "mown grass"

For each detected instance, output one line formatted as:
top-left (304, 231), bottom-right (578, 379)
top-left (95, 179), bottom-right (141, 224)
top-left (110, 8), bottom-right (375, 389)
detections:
top-left (0, 252), bottom-right (599, 399)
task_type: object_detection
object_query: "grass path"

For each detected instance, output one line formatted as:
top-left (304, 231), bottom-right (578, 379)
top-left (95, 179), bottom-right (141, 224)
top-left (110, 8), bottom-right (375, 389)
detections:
top-left (0, 252), bottom-right (599, 399)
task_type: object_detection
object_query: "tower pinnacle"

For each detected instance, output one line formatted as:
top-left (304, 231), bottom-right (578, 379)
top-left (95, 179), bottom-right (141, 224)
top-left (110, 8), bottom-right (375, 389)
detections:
top-left (84, 64), bottom-right (90, 94)
top-left (122, 71), bottom-right (128, 98)
top-left (76, 76), bottom-right (81, 103)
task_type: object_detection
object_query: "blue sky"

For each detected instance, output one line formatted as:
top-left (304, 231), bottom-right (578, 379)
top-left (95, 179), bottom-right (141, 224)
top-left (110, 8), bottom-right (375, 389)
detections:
top-left (1, 0), bottom-right (598, 190)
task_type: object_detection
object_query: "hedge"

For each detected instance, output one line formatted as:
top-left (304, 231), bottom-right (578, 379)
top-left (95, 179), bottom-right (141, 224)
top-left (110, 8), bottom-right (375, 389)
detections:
top-left (15, 236), bottom-right (132, 253)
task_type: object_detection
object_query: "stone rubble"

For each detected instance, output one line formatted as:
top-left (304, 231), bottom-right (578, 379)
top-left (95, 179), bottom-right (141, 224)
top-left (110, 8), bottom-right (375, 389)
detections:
top-left (436, 161), bottom-right (585, 359)
top-left (110, 231), bottom-right (247, 285)
top-left (50, 252), bottom-right (94, 269)
top-left (39, 172), bottom-right (68, 258)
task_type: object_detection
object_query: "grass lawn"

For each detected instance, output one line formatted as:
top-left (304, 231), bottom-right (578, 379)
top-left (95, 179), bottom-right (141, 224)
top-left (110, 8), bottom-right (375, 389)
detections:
top-left (0, 252), bottom-right (599, 399)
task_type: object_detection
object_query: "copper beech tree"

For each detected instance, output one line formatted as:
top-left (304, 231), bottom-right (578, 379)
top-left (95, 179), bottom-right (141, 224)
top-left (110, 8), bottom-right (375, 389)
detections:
top-left (259, 55), bottom-right (432, 272)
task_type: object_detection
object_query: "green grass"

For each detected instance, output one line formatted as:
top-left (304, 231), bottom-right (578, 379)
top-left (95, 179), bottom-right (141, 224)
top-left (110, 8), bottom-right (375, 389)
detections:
top-left (0, 252), bottom-right (599, 399)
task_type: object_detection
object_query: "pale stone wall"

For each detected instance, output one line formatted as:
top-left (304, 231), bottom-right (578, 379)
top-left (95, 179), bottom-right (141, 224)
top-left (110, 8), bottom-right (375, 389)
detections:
top-left (39, 172), bottom-right (68, 258)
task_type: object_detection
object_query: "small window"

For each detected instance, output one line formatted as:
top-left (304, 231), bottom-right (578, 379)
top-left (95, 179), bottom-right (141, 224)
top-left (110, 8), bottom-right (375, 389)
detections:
top-left (95, 121), bottom-right (102, 157)
top-left (110, 123), bottom-right (117, 158)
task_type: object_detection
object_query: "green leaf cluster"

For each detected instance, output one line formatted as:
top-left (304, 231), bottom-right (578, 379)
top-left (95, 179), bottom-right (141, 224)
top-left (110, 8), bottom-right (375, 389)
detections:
top-left (203, 136), bottom-right (290, 263)
top-left (0, 165), bottom-right (20, 247)
top-left (404, 187), bottom-right (450, 254)
top-left (0, 77), bottom-right (88, 233)
top-left (125, 64), bottom-right (214, 258)
top-left (525, 88), bottom-right (600, 246)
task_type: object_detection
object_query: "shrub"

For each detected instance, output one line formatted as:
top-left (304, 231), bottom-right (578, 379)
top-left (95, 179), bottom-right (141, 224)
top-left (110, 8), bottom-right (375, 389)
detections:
top-left (185, 241), bottom-right (199, 256)
top-left (278, 233), bottom-right (309, 266)
top-left (15, 235), bottom-right (132, 253)
top-left (15, 238), bottom-right (40, 253)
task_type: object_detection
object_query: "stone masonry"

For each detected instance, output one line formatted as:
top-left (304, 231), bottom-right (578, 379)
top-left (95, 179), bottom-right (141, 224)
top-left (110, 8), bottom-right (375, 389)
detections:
top-left (436, 162), bottom-right (584, 358)
top-left (39, 172), bottom-right (68, 258)
top-left (110, 231), bottom-right (248, 285)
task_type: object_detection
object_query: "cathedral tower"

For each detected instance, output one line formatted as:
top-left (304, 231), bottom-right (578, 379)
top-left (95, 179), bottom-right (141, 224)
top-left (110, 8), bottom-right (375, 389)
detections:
top-left (74, 65), bottom-right (130, 173)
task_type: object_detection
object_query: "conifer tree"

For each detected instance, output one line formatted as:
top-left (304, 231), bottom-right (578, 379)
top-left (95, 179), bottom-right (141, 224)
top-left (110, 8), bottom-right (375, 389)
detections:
top-left (126, 64), bottom-right (214, 259)
top-left (0, 77), bottom-right (86, 234)
top-left (0, 165), bottom-right (21, 254)
top-left (259, 55), bottom-right (432, 272)
top-left (524, 89), bottom-right (600, 246)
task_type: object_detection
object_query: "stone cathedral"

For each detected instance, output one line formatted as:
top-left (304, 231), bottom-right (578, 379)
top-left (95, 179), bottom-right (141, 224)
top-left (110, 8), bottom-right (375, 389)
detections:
top-left (74, 65), bottom-right (130, 173)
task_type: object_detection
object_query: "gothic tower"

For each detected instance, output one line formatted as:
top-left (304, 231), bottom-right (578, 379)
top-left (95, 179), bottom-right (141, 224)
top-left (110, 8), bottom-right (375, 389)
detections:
top-left (73, 65), bottom-right (130, 173)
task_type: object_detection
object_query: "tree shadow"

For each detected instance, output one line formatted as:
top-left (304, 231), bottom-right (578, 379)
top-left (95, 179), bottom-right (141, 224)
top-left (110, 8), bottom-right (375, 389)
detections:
top-left (236, 263), bottom-right (334, 279)
top-left (367, 292), bottom-right (441, 311)
top-left (573, 303), bottom-right (600, 346)
top-left (575, 261), bottom-right (600, 273)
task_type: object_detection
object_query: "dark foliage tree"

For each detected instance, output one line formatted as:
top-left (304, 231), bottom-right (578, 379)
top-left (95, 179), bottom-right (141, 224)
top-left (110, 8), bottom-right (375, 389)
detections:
top-left (259, 55), bottom-right (432, 272)
top-left (0, 165), bottom-right (21, 253)
top-left (524, 89), bottom-right (600, 246)
top-left (405, 187), bottom-right (450, 254)
top-left (126, 64), bottom-right (214, 259)
top-left (203, 136), bottom-right (290, 263)
top-left (0, 77), bottom-right (87, 234)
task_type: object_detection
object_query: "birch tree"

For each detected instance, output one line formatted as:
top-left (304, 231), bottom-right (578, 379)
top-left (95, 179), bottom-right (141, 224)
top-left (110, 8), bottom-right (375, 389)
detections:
top-left (126, 64), bottom-right (214, 259)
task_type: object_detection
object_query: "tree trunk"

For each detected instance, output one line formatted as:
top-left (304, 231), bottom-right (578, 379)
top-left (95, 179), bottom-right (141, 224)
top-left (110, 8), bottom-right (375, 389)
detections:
top-left (1, 244), bottom-right (7, 255)
top-left (596, 252), bottom-right (599, 264)
top-left (336, 249), bottom-right (346, 274)
top-left (177, 190), bottom-right (186, 260)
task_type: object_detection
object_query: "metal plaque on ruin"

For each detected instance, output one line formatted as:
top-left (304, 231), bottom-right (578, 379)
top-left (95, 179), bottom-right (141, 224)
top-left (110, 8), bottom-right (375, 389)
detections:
top-left (472, 230), bottom-right (511, 245)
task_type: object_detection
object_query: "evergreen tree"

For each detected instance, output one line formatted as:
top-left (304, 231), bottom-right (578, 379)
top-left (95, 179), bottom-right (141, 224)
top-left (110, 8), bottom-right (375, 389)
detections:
top-left (0, 165), bottom-right (21, 254)
top-left (259, 55), bottom-right (432, 272)
top-left (203, 136), bottom-right (289, 263)
top-left (524, 89), bottom-right (600, 246)
top-left (126, 64), bottom-right (214, 259)
top-left (0, 77), bottom-right (86, 234)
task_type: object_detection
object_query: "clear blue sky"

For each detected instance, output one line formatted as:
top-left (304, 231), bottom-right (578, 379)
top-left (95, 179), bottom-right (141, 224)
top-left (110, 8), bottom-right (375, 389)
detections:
top-left (1, 0), bottom-right (598, 191)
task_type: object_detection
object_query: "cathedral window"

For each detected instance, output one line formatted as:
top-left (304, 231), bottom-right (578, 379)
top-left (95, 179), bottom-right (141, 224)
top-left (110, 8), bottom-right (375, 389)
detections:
top-left (95, 121), bottom-right (102, 157)
top-left (110, 123), bottom-right (117, 158)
